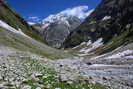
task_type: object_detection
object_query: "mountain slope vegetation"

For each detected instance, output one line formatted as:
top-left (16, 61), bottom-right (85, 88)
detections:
top-left (63, 0), bottom-right (133, 54)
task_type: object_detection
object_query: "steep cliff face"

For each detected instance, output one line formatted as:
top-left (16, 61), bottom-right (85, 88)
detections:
top-left (33, 14), bottom-right (81, 48)
top-left (63, 0), bottom-right (133, 53)
top-left (43, 15), bottom-right (81, 48)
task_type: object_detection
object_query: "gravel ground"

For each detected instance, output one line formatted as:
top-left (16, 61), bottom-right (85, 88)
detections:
top-left (0, 44), bottom-right (133, 89)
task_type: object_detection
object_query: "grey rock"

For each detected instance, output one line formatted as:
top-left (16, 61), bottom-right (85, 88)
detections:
top-left (33, 15), bottom-right (81, 48)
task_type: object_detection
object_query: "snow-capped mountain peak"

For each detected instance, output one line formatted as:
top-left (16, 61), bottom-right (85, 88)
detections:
top-left (42, 13), bottom-right (80, 29)
top-left (34, 13), bottom-right (81, 48)
top-left (42, 14), bottom-right (70, 24)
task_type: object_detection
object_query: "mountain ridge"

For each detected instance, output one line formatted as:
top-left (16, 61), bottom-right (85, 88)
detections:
top-left (63, 0), bottom-right (133, 54)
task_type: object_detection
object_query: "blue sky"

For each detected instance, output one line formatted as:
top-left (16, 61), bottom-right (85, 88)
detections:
top-left (7, 0), bottom-right (101, 22)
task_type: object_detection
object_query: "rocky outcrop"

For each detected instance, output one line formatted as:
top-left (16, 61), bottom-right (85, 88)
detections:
top-left (32, 23), bottom-right (43, 33)
top-left (63, 0), bottom-right (133, 49)
top-left (33, 14), bottom-right (81, 48)
top-left (43, 14), bottom-right (81, 48)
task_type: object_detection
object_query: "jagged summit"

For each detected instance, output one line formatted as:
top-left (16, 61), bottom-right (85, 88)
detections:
top-left (43, 14), bottom-right (70, 24)
top-left (42, 13), bottom-right (80, 29)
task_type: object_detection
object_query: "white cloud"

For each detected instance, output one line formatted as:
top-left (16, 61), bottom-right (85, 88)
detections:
top-left (28, 6), bottom-right (94, 24)
top-left (60, 6), bottom-right (94, 20)
top-left (28, 16), bottom-right (41, 22)
top-left (28, 16), bottom-right (38, 19)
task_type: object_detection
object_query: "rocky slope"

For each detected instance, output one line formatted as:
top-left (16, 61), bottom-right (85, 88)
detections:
top-left (0, 45), bottom-right (107, 89)
top-left (63, 0), bottom-right (133, 52)
top-left (59, 0), bottom-right (133, 88)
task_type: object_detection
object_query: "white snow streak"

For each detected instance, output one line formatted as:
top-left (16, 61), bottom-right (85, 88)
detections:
top-left (90, 64), bottom-right (114, 67)
top-left (107, 50), bottom-right (133, 59)
top-left (102, 16), bottom-right (111, 21)
top-left (80, 38), bottom-right (103, 53)
top-left (0, 20), bottom-right (28, 37)
top-left (28, 22), bottom-right (36, 25)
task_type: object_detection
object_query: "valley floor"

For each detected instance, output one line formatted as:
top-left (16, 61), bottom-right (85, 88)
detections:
top-left (0, 46), bottom-right (105, 89)
top-left (0, 43), bottom-right (133, 89)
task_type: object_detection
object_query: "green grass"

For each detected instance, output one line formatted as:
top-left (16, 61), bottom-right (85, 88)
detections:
top-left (0, 27), bottom-right (74, 59)
top-left (23, 79), bottom-right (106, 89)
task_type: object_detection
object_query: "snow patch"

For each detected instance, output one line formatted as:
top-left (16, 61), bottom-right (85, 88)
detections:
top-left (0, 20), bottom-right (28, 37)
top-left (107, 50), bottom-right (133, 59)
top-left (72, 40), bottom-right (92, 50)
top-left (28, 22), bottom-right (36, 25)
top-left (125, 56), bottom-right (133, 59)
top-left (42, 23), bottom-right (50, 29)
top-left (72, 42), bottom-right (87, 49)
top-left (80, 38), bottom-right (103, 53)
top-left (102, 16), bottom-right (111, 21)
top-left (92, 38), bottom-right (103, 48)
top-left (42, 14), bottom-right (71, 27)
top-left (87, 40), bottom-right (92, 46)
top-left (90, 64), bottom-right (114, 67)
